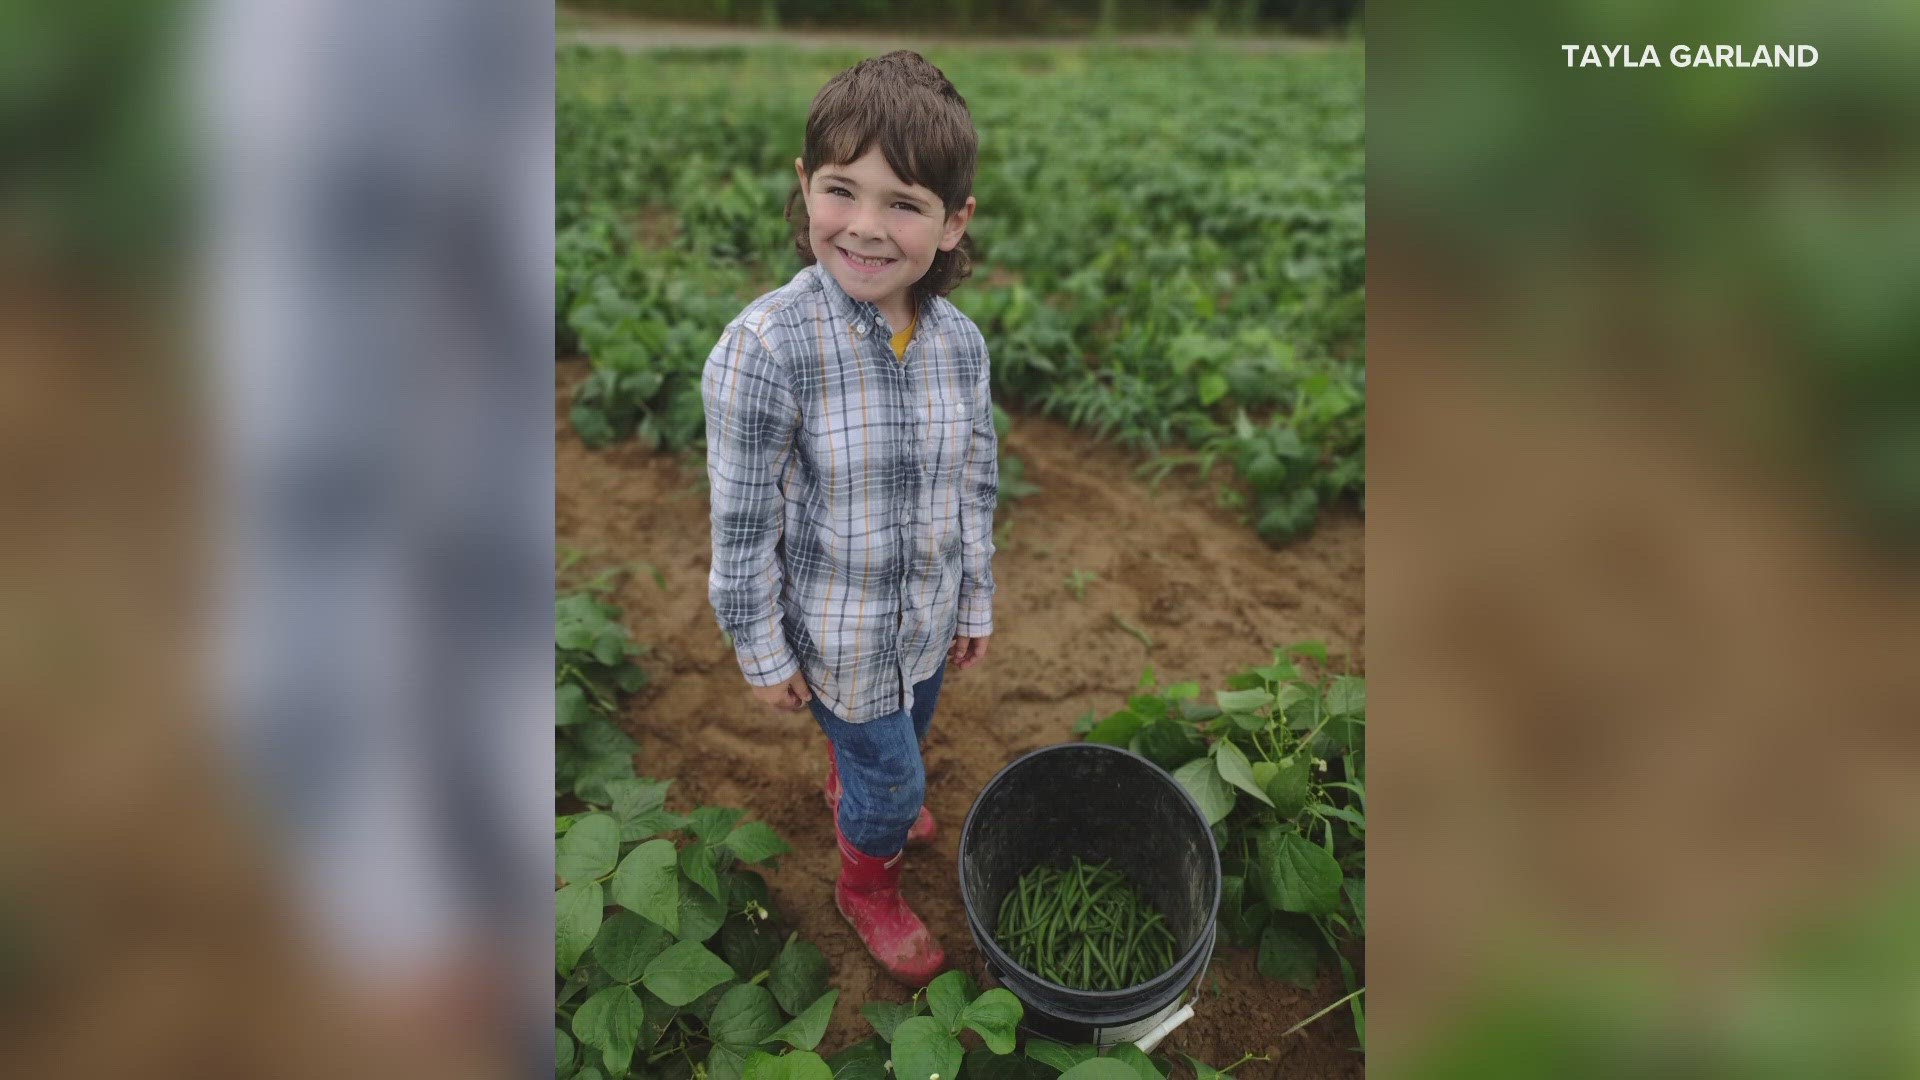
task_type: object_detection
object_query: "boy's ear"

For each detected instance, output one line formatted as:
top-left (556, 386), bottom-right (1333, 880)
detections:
top-left (938, 195), bottom-right (976, 252)
top-left (793, 157), bottom-right (808, 189)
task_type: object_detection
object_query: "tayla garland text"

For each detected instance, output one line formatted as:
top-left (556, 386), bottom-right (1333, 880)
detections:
top-left (1563, 44), bottom-right (1820, 68)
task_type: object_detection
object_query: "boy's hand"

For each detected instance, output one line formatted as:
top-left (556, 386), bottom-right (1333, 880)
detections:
top-left (948, 635), bottom-right (989, 671)
top-left (750, 672), bottom-right (814, 712)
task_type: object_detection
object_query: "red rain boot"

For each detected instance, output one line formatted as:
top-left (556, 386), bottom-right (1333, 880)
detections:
top-left (834, 827), bottom-right (946, 986)
top-left (825, 744), bottom-right (936, 846)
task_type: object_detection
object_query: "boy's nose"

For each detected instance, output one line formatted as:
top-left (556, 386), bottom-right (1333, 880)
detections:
top-left (847, 207), bottom-right (885, 240)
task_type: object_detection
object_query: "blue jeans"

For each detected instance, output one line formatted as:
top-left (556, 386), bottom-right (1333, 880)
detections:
top-left (807, 665), bottom-right (945, 858)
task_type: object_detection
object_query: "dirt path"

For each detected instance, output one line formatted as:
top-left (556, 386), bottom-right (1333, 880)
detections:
top-left (557, 11), bottom-right (1340, 54)
top-left (557, 359), bottom-right (1364, 1076)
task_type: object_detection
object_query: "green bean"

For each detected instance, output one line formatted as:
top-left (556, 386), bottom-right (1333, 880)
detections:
top-left (995, 858), bottom-right (1178, 991)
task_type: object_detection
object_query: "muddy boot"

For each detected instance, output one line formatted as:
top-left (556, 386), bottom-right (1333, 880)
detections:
top-left (834, 827), bottom-right (946, 987)
top-left (825, 744), bottom-right (936, 846)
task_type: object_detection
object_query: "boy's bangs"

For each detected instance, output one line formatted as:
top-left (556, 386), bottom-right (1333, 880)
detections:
top-left (810, 104), bottom-right (963, 209)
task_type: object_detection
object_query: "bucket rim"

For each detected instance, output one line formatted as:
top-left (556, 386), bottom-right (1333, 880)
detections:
top-left (957, 741), bottom-right (1223, 1004)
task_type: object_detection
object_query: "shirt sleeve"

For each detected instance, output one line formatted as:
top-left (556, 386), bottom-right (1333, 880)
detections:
top-left (703, 323), bottom-right (803, 686)
top-left (957, 341), bottom-right (998, 638)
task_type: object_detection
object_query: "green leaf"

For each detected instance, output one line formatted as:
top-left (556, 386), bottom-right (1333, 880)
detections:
top-left (768, 937), bottom-right (831, 1016)
top-left (926, 969), bottom-right (972, 1033)
top-left (557, 813), bottom-right (620, 884)
top-left (1164, 680), bottom-right (1200, 700)
top-left (1215, 687), bottom-right (1274, 713)
top-left (1273, 683), bottom-right (1314, 715)
top-left (825, 1038), bottom-right (891, 1080)
top-left (1265, 756), bottom-right (1313, 817)
top-left (720, 917), bottom-right (784, 979)
top-left (1252, 659), bottom-right (1297, 684)
top-left (593, 910), bottom-right (674, 983)
top-left (623, 808), bottom-right (689, 842)
top-left (1083, 708), bottom-right (1146, 748)
top-left (742, 1049), bottom-right (834, 1080)
top-left (890, 1015), bottom-right (964, 1080)
top-left (709, 984), bottom-right (783, 1046)
top-left (1229, 709), bottom-right (1271, 733)
top-left (1134, 719), bottom-right (1204, 770)
top-left (964, 1048), bottom-right (1051, 1080)
top-left (1285, 642), bottom-right (1329, 663)
top-left (611, 838), bottom-right (679, 934)
top-left (763, 989), bottom-right (837, 1051)
top-left (557, 681), bottom-right (595, 727)
top-left (605, 778), bottom-right (674, 840)
top-left (1176, 698), bottom-right (1223, 724)
top-left (1197, 373), bottom-right (1228, 407)
top-left (557, 881), bottom-right (604, 974)
top-left (556, 1027), bottom-right (576, 1075)
top-left (1315, 802), bottom-right (1367, 831)
top-left (859, 999), bottom-right (918, 1043)
top-left (1257, 924), bottom-right (1320, 989)
top-left (958, 988), bottom-right (1022, 1054)
top-left (724, 821), bottom-right (793, 863)
top-left (726, 868), bottom-right (773, 911)
top-left (690, 806), bottom-right (747, 842)
top-left (1218, 875), bottom-right (1271, 949)
top-left (1325, 675), bottom-right (1366, 716)
top-left (1024, 1041), bottom-right (1095, 1074)
top-left (641, 939), bottom-right (735, 1006)
top-left (1213, 739), bottom-right (1275, 807)
top-left (709, 1041), bottom-right (755, 1080)
top-left (573, 1069), bottom-right (605, 1080)
top-left (1172, 756), bottom-right (1236, 826)
top-left (678, 881), bottom-right (728, 943)
top-left (1255, 829), bottom-right (1342, 915)
top-left (592, 626), bottom-right (629, 666)
top-left (1106, 1043), bottom-right (1160, 1080)
top-left (572, 984), bottom-right (645, 1076)
top-left (682, 840), bottom-right (725, 900)
top-left (1057, 1061), bottom-right (1138, 1080)
top-left (1125, 694), bottom-right (1167, 721)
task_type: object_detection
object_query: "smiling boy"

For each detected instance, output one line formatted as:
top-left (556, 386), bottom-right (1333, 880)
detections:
top-left (700, 51), bottom-right (997, 985)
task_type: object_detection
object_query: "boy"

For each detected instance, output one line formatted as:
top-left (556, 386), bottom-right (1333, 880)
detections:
top-left (700, 52), bottom-right (997, 987)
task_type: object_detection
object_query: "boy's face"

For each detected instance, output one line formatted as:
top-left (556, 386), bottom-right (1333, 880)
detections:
top-left (796, 147), bottom-right (974, 326)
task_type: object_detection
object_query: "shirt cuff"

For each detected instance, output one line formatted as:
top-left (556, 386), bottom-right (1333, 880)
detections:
top-left (733, 633), bottom-right (800, 688)
top-left (956, 591), bottom-right (993, 638)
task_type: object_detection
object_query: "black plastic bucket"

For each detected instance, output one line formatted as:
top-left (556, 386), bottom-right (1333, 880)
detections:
top-left (958, 743), bottom-right (1221, 1046)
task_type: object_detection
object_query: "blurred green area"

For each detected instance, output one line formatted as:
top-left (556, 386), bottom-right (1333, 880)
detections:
top-left (1385, 864), bottom-right (1920, 1080)
top-left (1373, 0), bottom-right (1920, 547)
top-left (0, 0), bottom-right (189, 283)
top-left (564, 0), bottom-right (1363, 35)
top-left (558, 43), bottom-right (1366, 542)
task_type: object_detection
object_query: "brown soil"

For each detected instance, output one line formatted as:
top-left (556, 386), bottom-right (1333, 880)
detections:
top-left (557, 359), bottom-right (1365, 1077)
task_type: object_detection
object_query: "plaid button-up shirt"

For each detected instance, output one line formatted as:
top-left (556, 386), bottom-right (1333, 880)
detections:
top-left (702, 263), bottom-right (997, 724)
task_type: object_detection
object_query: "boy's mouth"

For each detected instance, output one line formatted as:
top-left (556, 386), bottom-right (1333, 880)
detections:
top-left (836, 246), bottom-right (898, 274)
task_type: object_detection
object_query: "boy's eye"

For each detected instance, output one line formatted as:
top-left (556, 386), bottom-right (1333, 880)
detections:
top-left (893, 202), bottom-right (923, 213)
top-left (826, 186), bottom-right (853, 198)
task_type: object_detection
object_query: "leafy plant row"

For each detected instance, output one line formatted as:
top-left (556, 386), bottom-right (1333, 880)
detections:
top-left (556, 44), bottom-right (1363, 542)
top-left (1076, 644), bottom-right (1365, 1044)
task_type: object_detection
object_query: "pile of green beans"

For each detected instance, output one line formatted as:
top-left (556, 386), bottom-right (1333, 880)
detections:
top-left (992, 856), bottom-right (1178, 990)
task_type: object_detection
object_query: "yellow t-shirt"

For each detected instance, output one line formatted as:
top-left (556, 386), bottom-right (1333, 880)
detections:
top-left (889, 313), bottom-right (917, 361)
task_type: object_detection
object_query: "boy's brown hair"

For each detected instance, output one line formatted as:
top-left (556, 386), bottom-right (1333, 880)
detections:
top-left (786, 51), bottom-right (978, 307)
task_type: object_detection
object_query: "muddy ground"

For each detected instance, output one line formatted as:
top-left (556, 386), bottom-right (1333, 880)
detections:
top-left (558, 359), bottom-right (1366, 1077)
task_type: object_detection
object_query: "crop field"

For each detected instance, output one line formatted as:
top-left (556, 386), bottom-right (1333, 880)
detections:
top-left (557, 42), bottom-right (1365, 542)
top-left (557, 40), bottom-right (1366, 1080)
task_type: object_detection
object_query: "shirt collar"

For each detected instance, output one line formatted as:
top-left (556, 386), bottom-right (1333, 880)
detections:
top-left (802, 262), bottom-right (950, 335)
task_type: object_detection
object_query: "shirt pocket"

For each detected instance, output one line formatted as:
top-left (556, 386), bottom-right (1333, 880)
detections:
top-left (921, 398), bottom-right (973, 481)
